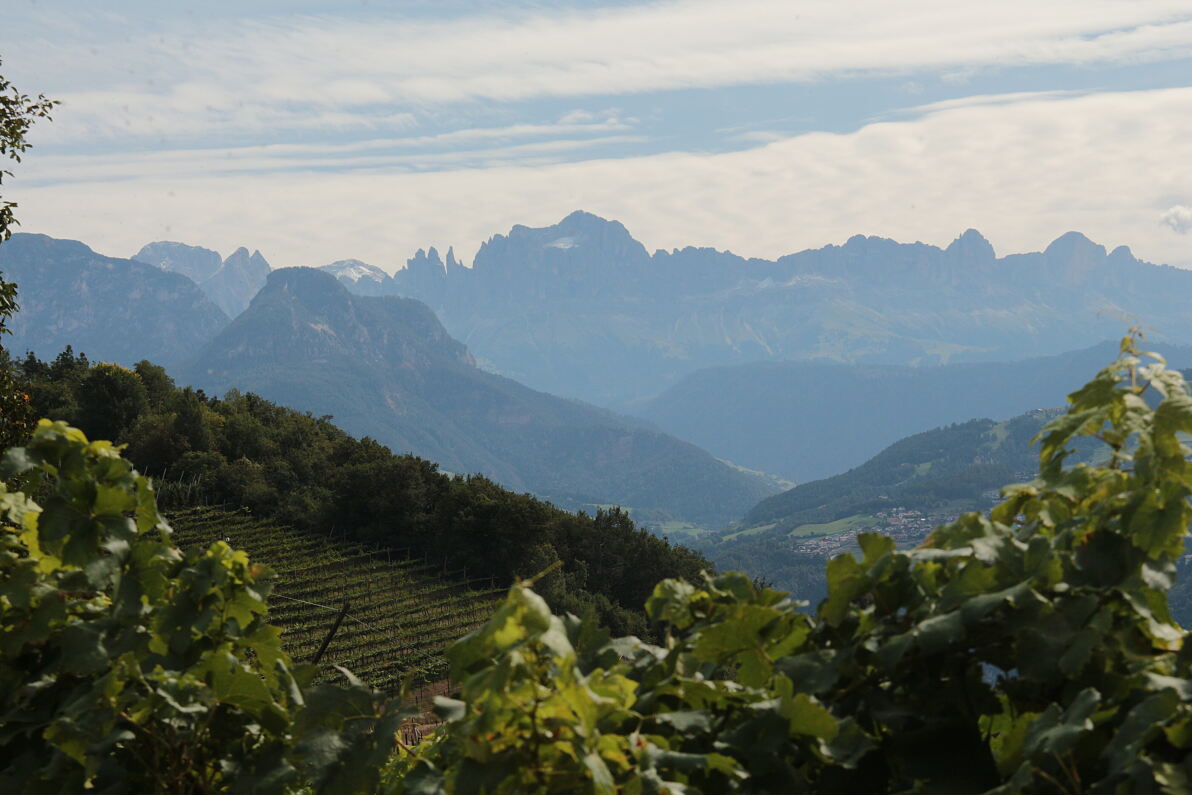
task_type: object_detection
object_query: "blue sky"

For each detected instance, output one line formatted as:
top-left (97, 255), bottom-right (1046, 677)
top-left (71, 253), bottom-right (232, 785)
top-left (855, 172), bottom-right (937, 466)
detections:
top-left (4, 0), bottom-right (1192, 270)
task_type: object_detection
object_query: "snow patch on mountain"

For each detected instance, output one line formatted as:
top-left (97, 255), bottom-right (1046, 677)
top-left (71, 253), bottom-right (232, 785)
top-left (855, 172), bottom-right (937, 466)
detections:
top-left (322, 259), bottom-right (388, 283)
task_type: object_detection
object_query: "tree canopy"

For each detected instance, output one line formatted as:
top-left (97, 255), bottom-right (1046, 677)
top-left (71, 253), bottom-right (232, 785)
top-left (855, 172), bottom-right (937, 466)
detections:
top-left (0, 61), bottom-right (54, 450)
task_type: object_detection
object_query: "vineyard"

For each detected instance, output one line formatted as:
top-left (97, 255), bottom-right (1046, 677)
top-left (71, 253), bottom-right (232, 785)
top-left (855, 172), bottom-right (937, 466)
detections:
top-left (168, 507), bottom-right (503, 695)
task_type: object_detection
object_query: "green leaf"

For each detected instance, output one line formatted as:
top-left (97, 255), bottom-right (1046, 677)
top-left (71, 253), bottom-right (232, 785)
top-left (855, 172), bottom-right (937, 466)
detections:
top-left (785, 692), bottom-right (837, 740)
top-left (821, 554), bottom-right (868, 626)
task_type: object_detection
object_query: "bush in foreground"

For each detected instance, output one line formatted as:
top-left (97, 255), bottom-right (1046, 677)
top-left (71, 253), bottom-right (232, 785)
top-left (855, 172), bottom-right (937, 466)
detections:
top-left (0, 422), bottom-right (401, 793)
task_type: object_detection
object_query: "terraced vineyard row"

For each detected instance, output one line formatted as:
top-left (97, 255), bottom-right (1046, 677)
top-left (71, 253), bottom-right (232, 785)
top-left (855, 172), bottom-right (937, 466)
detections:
top-left (168, 507), bottom-right (503, 694)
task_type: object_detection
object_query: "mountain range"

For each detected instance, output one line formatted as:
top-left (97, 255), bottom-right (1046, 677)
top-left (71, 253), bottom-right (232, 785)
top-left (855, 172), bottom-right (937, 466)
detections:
top-left (324, 212), bottom-right (1192, 408)
top-left (8, 213), bottom-right (1192, 535)
top-left (181, 266), bottom-right (777, 527)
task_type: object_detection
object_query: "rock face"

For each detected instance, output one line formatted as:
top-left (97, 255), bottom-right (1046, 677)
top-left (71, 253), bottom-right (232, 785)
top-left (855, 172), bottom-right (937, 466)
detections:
top-left (134, 242), bottom-right (271, 318)
top-left (354, 212), bottom-right (1192, 407)
top-left (184, 267), bottom-right (776, 528)
top-left (132, 241), bottom-right (223, 284)
top-left (0, 233), bottom-right (228, 367)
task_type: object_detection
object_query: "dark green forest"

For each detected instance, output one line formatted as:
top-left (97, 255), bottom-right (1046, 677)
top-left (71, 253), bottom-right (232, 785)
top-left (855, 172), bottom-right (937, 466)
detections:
top-left (7, 346), bottom-right (709, 636)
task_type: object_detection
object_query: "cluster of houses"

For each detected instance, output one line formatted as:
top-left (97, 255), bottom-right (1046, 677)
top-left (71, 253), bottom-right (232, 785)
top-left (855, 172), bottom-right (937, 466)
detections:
top-left (790, 506), bottom-right (970, 557)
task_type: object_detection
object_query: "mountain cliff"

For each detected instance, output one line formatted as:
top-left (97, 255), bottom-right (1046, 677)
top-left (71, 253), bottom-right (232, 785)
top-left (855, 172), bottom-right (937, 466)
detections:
top-left (0, 233), bottom-right (228, 367)
top-left (184, 267), bottom-right (776, 527)
top-left (135, 241), bottom-right (271, 318)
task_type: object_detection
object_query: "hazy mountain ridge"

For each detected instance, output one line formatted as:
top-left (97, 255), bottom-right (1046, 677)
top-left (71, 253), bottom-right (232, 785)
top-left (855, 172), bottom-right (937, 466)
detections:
top-left (638, 342), bottom-right (1192, 483)
top-left (134, 240), bottom-right (271, 318)
top-left (348, 211), bottom-right (1192, 407)
top-left (184, 267), bottom-right (777, 527)
top-left (0, 233), bottom-right (228, 367)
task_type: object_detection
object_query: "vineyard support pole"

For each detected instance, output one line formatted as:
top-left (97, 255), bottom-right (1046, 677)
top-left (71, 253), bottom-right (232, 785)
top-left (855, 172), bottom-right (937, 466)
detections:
top-left (311, 600), bottom-right (351, 666)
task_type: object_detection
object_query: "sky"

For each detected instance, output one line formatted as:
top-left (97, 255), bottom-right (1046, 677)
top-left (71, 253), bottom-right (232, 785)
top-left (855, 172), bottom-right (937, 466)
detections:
top-left (3, 0), bottom-right (1192, 271)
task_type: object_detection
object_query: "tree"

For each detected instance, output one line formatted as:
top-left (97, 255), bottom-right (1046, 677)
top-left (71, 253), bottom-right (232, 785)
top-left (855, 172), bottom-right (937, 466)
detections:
top-left (0, 60), bottom-right (55, 450)
top-left (0, 58), bottom-right (56, 243)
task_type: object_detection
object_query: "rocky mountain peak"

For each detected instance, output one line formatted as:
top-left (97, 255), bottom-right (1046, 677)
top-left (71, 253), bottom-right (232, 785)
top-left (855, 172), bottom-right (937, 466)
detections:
top-left (322, 258), bottom-right (388, 284)
top-left (406, 247), bottom-right (447, 276)
top-left (222, 247), bottom-right (272, 279)
top-left (1044, 231), bottom-right (1108, 283)
top-left (0, 233), bottom-right (227, 367)
top-left (204, 265), bottom-right (475, 377)
top-left (133, 241), bottom-right (223, 283)
top-left (258, 266), bottom-right (351, 314)
top-left (1107, 245), bottom-right (1138, 266)
top-left (1044, 231), bottom-right (1105, 262)
top-left (473, 210), bottom-right (650, 275)
top-left (944, 229), bottom-right (996, 267)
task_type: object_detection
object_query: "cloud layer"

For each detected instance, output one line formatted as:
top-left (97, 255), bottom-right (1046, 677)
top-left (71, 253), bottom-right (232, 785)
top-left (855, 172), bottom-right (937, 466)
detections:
top-left (10, 87), bottom-right (1192, 272)
top-left (9, 0), bottom-right (1192, 144)
top-left (1161, 205), bottom-right (1192, 234)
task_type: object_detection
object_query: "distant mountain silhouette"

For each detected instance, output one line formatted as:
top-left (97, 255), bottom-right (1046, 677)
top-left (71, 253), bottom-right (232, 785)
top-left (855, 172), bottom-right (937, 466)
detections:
top-left (0, 233), bottom-right (228, 367)
top-left (183, 267), bottom-right (777, 527)
top-left (637, 342), bottom-right (1192, 482)
top-left (332, 211), bottom-right (1192, 407)
top-left (135, 241), bottom-right (271, 318)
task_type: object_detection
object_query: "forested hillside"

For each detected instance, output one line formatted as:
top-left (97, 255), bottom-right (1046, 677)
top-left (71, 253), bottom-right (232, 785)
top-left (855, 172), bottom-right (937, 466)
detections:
top-left (706, 408), bottom-right (1090, 608)
top-left (15, 348), bottom-right (710, 635)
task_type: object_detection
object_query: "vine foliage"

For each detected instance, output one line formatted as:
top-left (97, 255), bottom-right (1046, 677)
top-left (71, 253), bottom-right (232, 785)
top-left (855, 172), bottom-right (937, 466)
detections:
top-left (0, 421), bottom-right (401, 793)
top-left (392, 334), bottom-right (1192, 793)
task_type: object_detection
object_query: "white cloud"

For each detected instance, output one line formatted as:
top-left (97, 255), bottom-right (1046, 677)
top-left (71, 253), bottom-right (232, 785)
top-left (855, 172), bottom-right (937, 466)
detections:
top-left (1161, 205), bottom-right (1192, 234)
top-left (8, 86), bottom-right (1192, 274)
top-left (732, 131), bottom-right (787, 144)
top-left (7, 0), bottom-right (1192, 144)
top-left (895, 90), bottom-right (1088, 116)
top-left (18, 129), bottom-right (647, 185)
